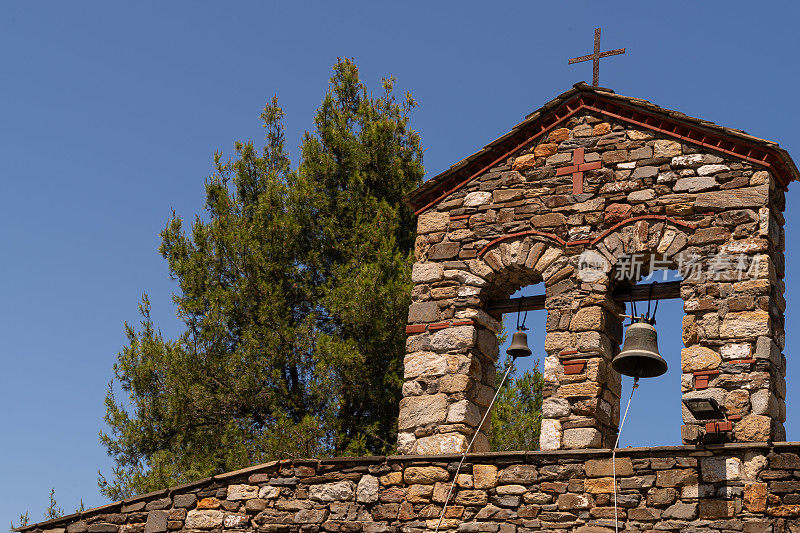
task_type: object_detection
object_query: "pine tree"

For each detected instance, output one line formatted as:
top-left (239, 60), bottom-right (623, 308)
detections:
top-left (100, 59), bottom-right (423, 499)
top-left (490, 355), bottom-right (544, 451)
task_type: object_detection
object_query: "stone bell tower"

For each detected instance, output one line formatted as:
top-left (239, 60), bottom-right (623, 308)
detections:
top-left (399, 83), bottom-right (797, 454)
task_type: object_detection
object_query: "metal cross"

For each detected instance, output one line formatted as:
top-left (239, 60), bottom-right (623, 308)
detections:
top-left (568, 27), bottom-right (625, 87)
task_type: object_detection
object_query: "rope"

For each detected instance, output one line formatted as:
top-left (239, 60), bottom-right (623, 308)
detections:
top-left (434, 361), bottom-right (516, 533)
top-left (613, 376), bottom-right (639, 533)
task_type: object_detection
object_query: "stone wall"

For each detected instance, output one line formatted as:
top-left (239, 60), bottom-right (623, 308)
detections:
top-left (402, 103), bottom-right (787, 453)
top-left (21, 444), bottom-right (800, 533)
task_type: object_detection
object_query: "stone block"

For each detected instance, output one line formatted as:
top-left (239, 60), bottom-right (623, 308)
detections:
top-left (695, 185), bottom-right (768, 210)
top-left (430, 325), bottom-right (476, 352)
top-left (464, 192), bottom-right (491, 207)
top-left (557, 493), bottom-right (593, 510)
top-left (744, 482), bottom-right (768, 513)
top-left (698, 164), bottom-right (731, 176)
top-left (540, 418), bottom-right (561, 450)
top-left (531, 213), bottom-right (567, 227)
top-left (293, 509), bottom-right (328, 523)
top-left (259, 486), bottom-right (280, 499)
top-left (735, 414), bottom-right (772, 441)
top-left (699, 499), bottom-right (736, 519)
top-left (512, 154), bottom-right (537, 172)
top-left (654, 140), bottom-right (682, 158)
top-left (673, 176), bottom-right (717, 192)
top-left (584, 477), bottom-right (613, 494)
top-left (720, 310), bottom-right (770, 339)
top-left (309, 481), bottom-right (354, 502)
top-left (398, 393), bottom-right (447, 430)
top-left (418, 211), bottom-right (449, 234)
top-left (447, 400), bottom-right (481, 427)
top-left (144, 512), bottom-right (168, 533)
top-left (428, 242), bottom-right (460, 260)
top-left (498, 464), bottom-right (537, 484)
top-left (467, 464), bottom-right (496, 489)
top-left (681, 345), bottom-right (721, 372)
top-left (534, 143), bottom-right (558, 157)
top-left (701, 457), bottom-right (743, 482)
top-left (570, 306), bottom-right (605, 331)
top-left (632, 166), bottom-right (658, 179)
top-left (356, 475), bottom-right (379, 504)
top-left (542, 397), bottom-right (570, 418)
top-left (226, 484), bottom-right (258, 500)
top-left (585, 458), bottom-right (633, 477)
top-left (662, 502), bottom-right (697, 520)
top-left (411, 262), bottom-right (444, 283)
top-left (454, 490), bottom-right (488, 506)
top-left (656, 469), bottom-right (697, 487)
top-left (628, 189), bottom-right (655, 203)
top-left (563, 427), bottom-right (601, 448)
top-left (404, 351), bottom-right (447, 379)
top-left (415, 433), bottom-right (468, 454)
top-left (185, 510), bottom-right (223, 530)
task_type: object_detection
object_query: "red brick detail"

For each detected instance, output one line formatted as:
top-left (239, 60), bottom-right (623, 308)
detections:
top-left (559, 349), bottom-right (579, 356)
top-left (452, 320), bottom-right (475, 326)
top-left (705, 421), bottom-right (733, 433)
top-left (693, 370), bottom-right (720, 376)
top-left (695, 376), bottom-right (710, 390)
top-left (449, 214), bottom-right (471, 221)
top-left (727, 415), bottom-right (742, 421)
top-left (724, 359), bottom-right (756, 364)
top-left (405, 324), bottom-right (427, 334)
top-left (478, 230), bottom-right (567, 257)
top-left (427, 322), bottom-right (451, 331)
top-left (563, 360), bottom-right (587, 375)
top-left (477, 216), bottom-right (698, 259)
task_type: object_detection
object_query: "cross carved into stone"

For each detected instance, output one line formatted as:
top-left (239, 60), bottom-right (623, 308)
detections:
top-left (568, 27), bottom-right (625, 87)
top-left (556, 147), bottom-right (601, 194)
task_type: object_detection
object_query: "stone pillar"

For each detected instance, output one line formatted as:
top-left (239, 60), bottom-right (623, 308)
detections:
top-left (540, 266), bottom-right (623, 450)
top-left (398, 209), bottom-right (502, 455)
top-left (679, 179), bottom-right (787, 443)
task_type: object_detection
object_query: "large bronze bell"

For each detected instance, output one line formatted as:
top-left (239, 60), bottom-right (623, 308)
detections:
top-left (612, 319), bottom-right (668, 378)
top-left (507, 330), bottom-right (532, 358)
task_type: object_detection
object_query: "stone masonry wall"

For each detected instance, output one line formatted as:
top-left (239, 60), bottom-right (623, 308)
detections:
top-left (402, 109), bottom-right (787, 453)
top-left (21, 444), bottom-right (800, 533)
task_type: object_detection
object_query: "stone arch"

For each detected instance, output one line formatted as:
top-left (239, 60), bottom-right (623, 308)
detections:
top-left (589, 216), bottom-right (785, 444)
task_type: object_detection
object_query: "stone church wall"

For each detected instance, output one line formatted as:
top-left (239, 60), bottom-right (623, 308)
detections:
top-left (20, 444), bottom-right (800, 533)
top-left (402, 110), bottom-right (787, 453)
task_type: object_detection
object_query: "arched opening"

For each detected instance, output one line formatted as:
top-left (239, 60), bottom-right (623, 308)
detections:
top-left (492, 283), bottom-right (547, 450)
top-left (613, 267), bottom-right (685, 446)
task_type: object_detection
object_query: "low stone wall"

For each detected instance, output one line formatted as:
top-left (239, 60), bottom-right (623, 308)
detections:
top-left (21, 444), bottom-right (800, 533)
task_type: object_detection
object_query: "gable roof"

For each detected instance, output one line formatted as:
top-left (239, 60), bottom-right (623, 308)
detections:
top-left (407, 82), bottom-right (799, 215)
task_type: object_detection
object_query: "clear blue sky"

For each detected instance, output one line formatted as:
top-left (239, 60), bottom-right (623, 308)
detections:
top-left (3, 1), bottom-right (800, 525)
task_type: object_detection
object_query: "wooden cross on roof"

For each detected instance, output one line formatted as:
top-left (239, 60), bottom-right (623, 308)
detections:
top-left (568, 27), bottom-right (625, 87)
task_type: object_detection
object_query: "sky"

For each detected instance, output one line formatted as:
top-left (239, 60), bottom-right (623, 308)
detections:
top-left (2, 0), bottom-right (800, 526)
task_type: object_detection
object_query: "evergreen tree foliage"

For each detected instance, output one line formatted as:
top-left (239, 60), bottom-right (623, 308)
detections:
top-left (100, 59), bottom-right (423, 499)
top-left (490, 355), bottom-right (544, 451)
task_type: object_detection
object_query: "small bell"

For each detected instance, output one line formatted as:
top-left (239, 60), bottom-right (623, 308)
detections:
top-left (612, 319), bottom-right (668, 378)
top-left (507, 330), bottom-right (532, 358)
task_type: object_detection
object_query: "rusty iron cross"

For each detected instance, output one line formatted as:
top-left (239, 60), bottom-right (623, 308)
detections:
top-left (568, 27), bottom-right (625, 87)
